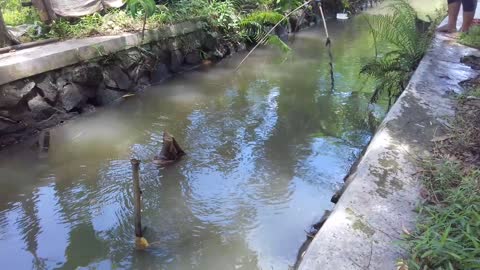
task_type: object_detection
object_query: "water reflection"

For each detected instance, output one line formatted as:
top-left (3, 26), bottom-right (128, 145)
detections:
top-left (1, 16), bottom-right (384, 270)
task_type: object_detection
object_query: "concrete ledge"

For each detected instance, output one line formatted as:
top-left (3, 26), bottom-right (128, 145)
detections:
top-left (298, 25), bottom-right (479, 270)
top-left (0, 20), bottom-right (203, 85)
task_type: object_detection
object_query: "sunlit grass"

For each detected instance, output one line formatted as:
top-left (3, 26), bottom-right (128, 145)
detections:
top-left (400, 162), bottom-right (480, 269)
top-left (460, 25), bottom-right (480, 49)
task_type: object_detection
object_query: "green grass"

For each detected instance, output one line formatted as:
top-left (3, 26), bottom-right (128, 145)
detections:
top-left (470, 87), bottom-right (480, 97)
top-left (400, 162), bottom-right (480, 269)
top-left (458, 86), bottom-right (480, 101)
top-left (4, 0), bottom-right (293, 47)
top-left (399, 79), bottom-right (480, 269)
top-left (399, 80), bottom-right (480, 270)
top-left (16, 0), bottom-right (242, 41)
top-left (1, 0), bottom-right (40, 26)
top-left (46, 11), bottom-right (141, 39)
top-left (2, 7), bottom-right (38, 26)
top-left (460, 25), bottom-right (480, 49)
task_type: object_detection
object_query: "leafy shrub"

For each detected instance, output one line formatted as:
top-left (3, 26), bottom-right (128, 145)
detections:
top-left (17, 0), bottom-right (295, 48)
top-left (206, 0), bottom-right (241, 34)
top-left (148, 5), bottom-right (176, 25)
top-left (1, 0), bottom-right (40, 26)
top-left (360, 0), bottom-right (439, 106)
top-left (256, 0), bottom-right (303, 13)
top-left (48, 13), bottom-right (104, 39)
top-left (125, 0), bottom-right (157, 38)
top-left (240, 11), bottom-right (284, 42)
top-left (169, 0), bottom-right (241, 41)
top-left (239, 11), bottom-right (290, 53)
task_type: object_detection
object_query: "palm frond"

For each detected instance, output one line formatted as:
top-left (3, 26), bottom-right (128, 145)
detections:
top-left (267, 34), bottom-right (291, 53)
top-left (240, 11), bottom-right (285, 27)
top-left (361, 0), bottom-right (438, 105)
top-left (240, 11), bottom-right (288, 49)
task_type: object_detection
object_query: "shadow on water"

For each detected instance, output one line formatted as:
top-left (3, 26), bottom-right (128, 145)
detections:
top-left (0, 15), bottom-right (391, 270)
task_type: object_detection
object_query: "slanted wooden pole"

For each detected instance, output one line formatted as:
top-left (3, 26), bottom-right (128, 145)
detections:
top-left (131, 158), bottom-right (149, 249)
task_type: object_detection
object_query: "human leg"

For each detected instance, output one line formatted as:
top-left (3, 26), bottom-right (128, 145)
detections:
top-left (460, 0), bottom-right (478, 32)
top-left (437, 0), bottom-right (462, 32)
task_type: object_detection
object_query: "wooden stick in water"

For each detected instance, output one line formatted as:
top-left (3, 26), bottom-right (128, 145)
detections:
top-left (131, 158), bottom-right (149, 249)
top-left (316, 1), bottom-right (335, 90)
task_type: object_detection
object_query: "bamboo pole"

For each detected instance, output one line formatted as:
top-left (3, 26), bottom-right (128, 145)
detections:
top-left (131, 158), bottom-right (149, 249)
top-left (316, 1), bottom-right (335, 91)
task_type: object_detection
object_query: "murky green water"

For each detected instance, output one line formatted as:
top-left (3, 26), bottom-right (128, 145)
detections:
top-left (0, 14), bottom-right (401, 270)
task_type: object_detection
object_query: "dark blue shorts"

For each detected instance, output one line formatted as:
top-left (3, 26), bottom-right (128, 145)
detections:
top-left (448, 0), bottom-right (477, 12)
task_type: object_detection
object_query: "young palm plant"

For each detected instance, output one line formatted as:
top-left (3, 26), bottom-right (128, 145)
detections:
top-left (361, 0), bottom-right (434, 106)
top-left (125, 0), bottom-right (157, 40)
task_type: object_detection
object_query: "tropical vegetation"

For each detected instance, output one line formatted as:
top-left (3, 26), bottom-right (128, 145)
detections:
top-left (361, 4), bottom-right (480, 267)
top-left (360, 0), bottom-right (441, 106)
top-left (460, 25), bottom-right (480, 49)
top-left (0, 0), bottom-right (377, 47)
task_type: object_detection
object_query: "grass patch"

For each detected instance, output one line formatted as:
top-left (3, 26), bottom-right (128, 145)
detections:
top-left (3, 0), bottom-right (305, 53)
top-left (399, 84), bottom-right (480, 269)
top-left (470, 88), bottom-right (480, 97)
top-left (9, 0), bottom-right (245, 42)
top-left (460, 25), bottom-right (480, 49)
top-left (1, 0), bottom-right (40, 26)
top-left (401, 162), bottom-right (480, 270)
top-left (47, 11), bottom-right (140, 39)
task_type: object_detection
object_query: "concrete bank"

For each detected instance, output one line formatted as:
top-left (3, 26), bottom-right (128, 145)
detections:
top-left (0, 21), bottom-right (202, 86)
top-left (298, 17), bottom-right (480, 270)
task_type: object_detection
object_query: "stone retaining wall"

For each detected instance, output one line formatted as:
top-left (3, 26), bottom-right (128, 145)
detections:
top-left (0, 23), bottom-right (247, 147)
top-left (0, 16), bottom-right (315, 148)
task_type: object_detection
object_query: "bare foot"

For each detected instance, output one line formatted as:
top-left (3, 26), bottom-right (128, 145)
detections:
top-left (445, 32), bottom-right (461, 39)
top-left (437, 24), bottom-right (457, 33)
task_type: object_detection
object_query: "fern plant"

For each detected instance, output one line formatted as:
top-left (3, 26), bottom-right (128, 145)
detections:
top-left (240, 11), bottom-right (290, 53)
top-left (361, 0), bottom-right (437, 106)
top-left (125, 0), bottom-right (157, 40)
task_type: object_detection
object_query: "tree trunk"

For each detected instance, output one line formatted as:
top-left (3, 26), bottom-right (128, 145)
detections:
top-left (0, 8), bottom-right (19, 48)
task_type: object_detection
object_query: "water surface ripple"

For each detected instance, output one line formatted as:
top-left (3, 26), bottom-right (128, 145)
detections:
top-left (1, 18), bottom-right (384, 270)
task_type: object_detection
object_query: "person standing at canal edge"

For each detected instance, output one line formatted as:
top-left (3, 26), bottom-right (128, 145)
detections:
top-left (437, 0), bottom-right (478, 33)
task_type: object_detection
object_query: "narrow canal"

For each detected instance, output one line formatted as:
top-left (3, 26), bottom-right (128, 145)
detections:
top-left (0, 3), bottom-right (439, 268)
